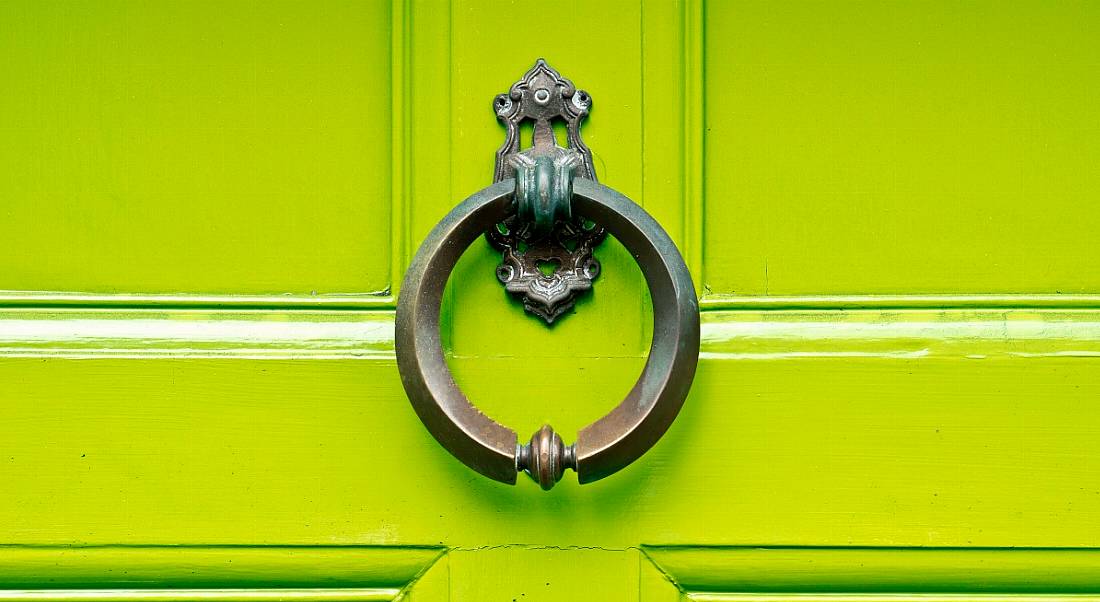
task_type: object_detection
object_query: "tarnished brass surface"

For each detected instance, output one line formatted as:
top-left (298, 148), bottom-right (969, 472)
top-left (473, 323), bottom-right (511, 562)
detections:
top-left (395, 178), bottom-right (699, 488)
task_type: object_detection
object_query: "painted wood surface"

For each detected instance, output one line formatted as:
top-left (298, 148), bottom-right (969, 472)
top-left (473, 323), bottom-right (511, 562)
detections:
top-left (644, 547), bottom-right (1100, 594)
top-left (1, 0), bottom-right (1099, 599)
top-left (1, 309), bottom-right (1098, 549)
top-left (703, 1), bottom-right (1100, 297)
top-left (0, 1), bottom-right (393, 298)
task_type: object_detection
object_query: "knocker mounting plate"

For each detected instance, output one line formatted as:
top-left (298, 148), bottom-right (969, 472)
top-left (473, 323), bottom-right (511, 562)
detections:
top-left (486, 59), bottom-right (607, 323)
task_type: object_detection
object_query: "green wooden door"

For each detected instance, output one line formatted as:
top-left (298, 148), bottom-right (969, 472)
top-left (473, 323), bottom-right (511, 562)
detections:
top-left (2, 1), bottom-right (1100, 600)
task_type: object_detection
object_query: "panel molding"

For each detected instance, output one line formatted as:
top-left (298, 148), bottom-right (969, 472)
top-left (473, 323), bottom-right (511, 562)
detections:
top-left (3, 292), bottom-right (1100, 311)
top-left (701, 294), bottom-right (1100, 310)
top-left (389, 0), bottom-right (412, 302)
top-left (0, 292), bottom-right (395, 309)
top-left (643, 546), bottom-right (1100, 595)
top-left (0, 308), bottom-right (395, 359)
top-left (682, 0), bottom-right (706, 296)
top-left (0, 546), bottom-right (444, 601)
top-left (0, 590), bottom-right (397, 602)
top-left (690, 596), bottom-right (1100, 602)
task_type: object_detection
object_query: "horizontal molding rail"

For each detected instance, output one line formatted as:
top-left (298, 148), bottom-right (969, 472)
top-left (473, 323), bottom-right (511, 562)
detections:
top-left (2, 292), bottom-right (1100, 311)
top-left (700, 294), bottom-right (1100, 310)
top-left (0, 292), bottom-right (396, 310)
top-left (1, 308), bottom-right (1098, 360)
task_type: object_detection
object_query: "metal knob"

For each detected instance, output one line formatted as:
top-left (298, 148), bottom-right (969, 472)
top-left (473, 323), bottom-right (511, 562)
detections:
top-left (517, 425), bottom-right (575, 491)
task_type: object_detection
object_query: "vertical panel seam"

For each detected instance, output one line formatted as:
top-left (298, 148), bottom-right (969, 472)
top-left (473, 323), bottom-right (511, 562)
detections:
top-left (683, 0), bottom-right (706, 296)
top-left (389, 0), bottom-right (412, 300)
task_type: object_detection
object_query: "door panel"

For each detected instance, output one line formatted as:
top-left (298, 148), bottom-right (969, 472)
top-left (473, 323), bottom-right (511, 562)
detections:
top-left (0, 1), bottom-right (392, 298)
top-left (704, 1), bottom-right (1100, 297)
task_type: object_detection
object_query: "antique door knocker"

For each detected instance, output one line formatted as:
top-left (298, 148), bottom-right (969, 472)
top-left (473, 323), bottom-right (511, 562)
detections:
top-left (488, 59), bottom-right (603, 323)
top-left (395, 60), bottom-right (700, 489)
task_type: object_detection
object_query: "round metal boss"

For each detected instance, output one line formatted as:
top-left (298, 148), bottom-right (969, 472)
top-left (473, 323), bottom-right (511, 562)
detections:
top-left (395, 178), bottom-right (700, 489)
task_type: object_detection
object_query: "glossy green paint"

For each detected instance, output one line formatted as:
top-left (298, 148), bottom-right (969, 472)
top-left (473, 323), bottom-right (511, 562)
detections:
top-left (1, 0), bottom-right (1099, 600)
top-left (703, 1), bottom-right (1100, 297)
top-left (3, 307), bottom-right (1100, 599)
top-left (0, 1), bottom-right (393, 297)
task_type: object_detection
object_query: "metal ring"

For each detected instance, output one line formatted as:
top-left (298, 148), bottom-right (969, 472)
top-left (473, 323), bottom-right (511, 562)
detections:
top-left (396, 178), bottom-right (700, 488)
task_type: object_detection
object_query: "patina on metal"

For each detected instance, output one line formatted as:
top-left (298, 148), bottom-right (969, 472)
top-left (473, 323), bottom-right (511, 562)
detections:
top-left (395, 179), bottom-right (700, 489)
top-left (487, 59), bottom-right (606, 323)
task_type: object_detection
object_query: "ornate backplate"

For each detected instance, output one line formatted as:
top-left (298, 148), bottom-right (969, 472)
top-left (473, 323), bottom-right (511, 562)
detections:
top-left (486, 59), bottom-right (607, 324)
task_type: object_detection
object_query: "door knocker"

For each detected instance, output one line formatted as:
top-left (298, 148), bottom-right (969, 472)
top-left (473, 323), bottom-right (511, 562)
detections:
top-left (395, 60), bottom-right (700, 489)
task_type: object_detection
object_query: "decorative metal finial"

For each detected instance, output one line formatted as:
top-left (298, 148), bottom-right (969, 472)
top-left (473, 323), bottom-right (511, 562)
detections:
top-left (486, 59), bottom-right (607, 324)
top-left (516, 424), bottom-right (576, 490)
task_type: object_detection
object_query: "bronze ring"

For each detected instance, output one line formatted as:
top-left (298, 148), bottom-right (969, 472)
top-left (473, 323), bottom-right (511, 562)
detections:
top-left (396, 178), bottom-right (700, 489)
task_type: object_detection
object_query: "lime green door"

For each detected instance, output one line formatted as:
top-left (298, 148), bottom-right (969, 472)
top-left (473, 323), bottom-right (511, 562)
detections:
top-left (3, 1), bottom-right (1100, 600)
